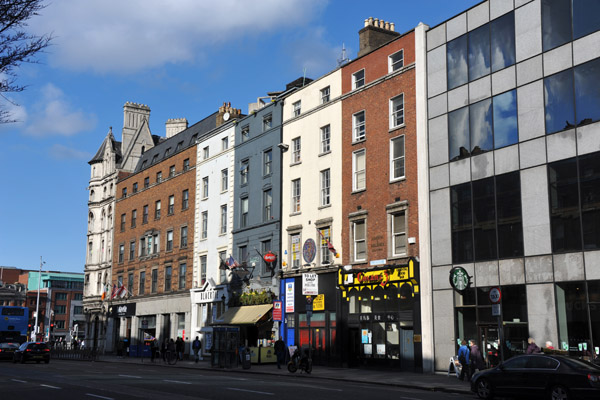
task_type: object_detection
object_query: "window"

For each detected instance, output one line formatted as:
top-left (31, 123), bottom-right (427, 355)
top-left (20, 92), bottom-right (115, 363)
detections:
top-left (151, 269), bottom-right (158, 293)
top-left (261, 239), bottom-right (272, 275)
top-left (468, 24), bottom-right (490, 81)
top-left (179, 263), bottom-right (186, 289)
top-left (353, 220), bottom-right (366, 262)
top-left (201, 211), bottom-right (208, 239)
top-left (263, 115), bottom-right (272, 131)
top-left (263, 189), bottom-right (272, 221)
top-left (129, 241), bottom-right (135, 260)
top-left (200, 255), bottom-right (207, 285)
top-left (293, 100), bottom-right (301, 117)
top-left (152, 232), bottom-right (159, 254)
top-left (319, 227), bottom-right (331, 265)
top-left (139, 271), bottom-right (145, 294)
top-left (144, 177), bottom-right (149, 188)
top-left (203, 146), bottom-right (209, 159)
top-left (140, 237), bottom-right (146, 256)
top-left (221, 169), bottom-right (228, 191)
top-left (166, 230), bottom-right (173, 251)
top-left (131, 209), bottom-right (137, 228)
top-left (132, 183), bottom-right (138, 193)
top-left (128, 273), bottom-right (134, 295)
top-left (447, 34), bottom-right (468, 90)
top-left (220, 205), bottom-right (227, 234)
top-left (241, 125), bottom-right (250, 142)
top-left (180, 226), bottom-right (188, 248)
top-left (391, 212), bottom-right (407, 256)
top-left (320, 169), bottom-right (330, 206)
top-left (168, 195), bottom-right (174, 214)
top-left (352, 69), bottom-right (365, 89)
top-left (241, 197), bottom-right (248, 228)
top-left (120, 214), bottom-right (126, 231)
top-left (291, 179), bottom-right (301, 213)
top-left (54, 305), bottom-right (66, 314)
top-left (353, 111), bottom-right (366, 141)
top-left (292, 137), bottom-right (301, 163)
top-left (219, 251), bottom-right (227, 283)
top-left (353, 150), bottom-right (366, 191)
top-left (493, 90), bottom-right (518, 148)
top-left (263, 149), bottom-right (272, 176)
top-left (155, 200), bottom-right (161, 219)
top-left (542, 0), bottom-right (600, 52)
top-left (143, 205), bottom-right (149, 223)
top-left (122, 187), bottom-right (127, 198)
top-left (156, 171), bottom-right (162, 183)
top-left (183, 158), bottom-right (190, 171)
top-left (118, 244), bottom-right (124, 263)
top-left (222, 137), bottom-right (229, 150)
top-left (176, 141), bottom-right (183, 152)
top-left (449, 97), bottom-right (496, 161)
top-left (202, 177), bottom-right (209, 198)
top-left (320, 125), bottom-right (331, 154)
top-left (165, 266), bottom-right (172, 292)
top-left (239, 245), bottom-right (248, 266)
top-left (574, 58), bottom-right (600, 127)
top-left (164, 147), bottom-right (171, 157)
top-left (390, 136), bottom-right (405, 181)
top-left (169, 165), bottom-right (175, 177)
top-left (320, 86), bottom-right (330, 104)
top-left (390, 94), bottom-right (404, 128)
top-left (388, 49), bottom-right (404, 72)
top-left (490, 12), bottom-right (516, 72)
top-left (152, 154), bottom-right (158, 164)
top-left (240, 160), bottom-right (249, 185)
top-left (56, 292), bottom-right (68, 301)
top-left (73, 293), bottom-right (83, 301)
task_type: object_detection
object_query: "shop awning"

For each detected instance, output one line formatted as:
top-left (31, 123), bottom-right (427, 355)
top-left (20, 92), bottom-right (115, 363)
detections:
top-left (215, 304), bottom-right (273, 325)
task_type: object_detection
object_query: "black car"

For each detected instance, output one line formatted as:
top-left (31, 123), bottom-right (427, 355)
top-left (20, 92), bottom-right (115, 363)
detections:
top-left (471, 354), bottom-right (600, 399)
top-left (0, 342), bottom-right (20, 360)
top-left (12, 342), bottom-right (50, 364)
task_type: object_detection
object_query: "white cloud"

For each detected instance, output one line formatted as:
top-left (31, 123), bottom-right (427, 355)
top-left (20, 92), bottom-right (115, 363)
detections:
top-left (284, 27), bottom-right (348, 77)
top-left (31, 0), bottom-right (326, 74)
top-left (23, 83), bottom-right (97, 137)
top-left (49, 144), bottom-right (91, 160)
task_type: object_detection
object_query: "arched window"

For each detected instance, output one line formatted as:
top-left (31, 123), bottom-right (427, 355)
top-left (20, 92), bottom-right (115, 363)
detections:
top-left (90, 190), bottom-right (95, 201)
top-left (88, 212), bottom-right (95, 230)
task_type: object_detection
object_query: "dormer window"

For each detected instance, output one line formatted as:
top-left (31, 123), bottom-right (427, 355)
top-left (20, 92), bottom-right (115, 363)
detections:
top-left (151, 154), bottom-right (158, 164)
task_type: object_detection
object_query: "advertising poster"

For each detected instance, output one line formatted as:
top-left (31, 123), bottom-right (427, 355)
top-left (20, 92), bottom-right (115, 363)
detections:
top-left (273, 301), bottom-right (282, 321)
top-left (302, 272), bottom-right (318, 295)
top-left (285, 281), bottom-right (294, 313)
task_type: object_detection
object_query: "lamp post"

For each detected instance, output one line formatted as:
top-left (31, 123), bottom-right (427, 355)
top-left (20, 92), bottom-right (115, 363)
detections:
top-left (34, 256), bottom-right (45, 341)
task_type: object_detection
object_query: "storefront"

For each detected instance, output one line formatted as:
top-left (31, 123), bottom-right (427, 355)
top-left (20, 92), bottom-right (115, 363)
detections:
top-left (338, 258), bottom-right (422, 370)
top-left (190, 280), bottom-right (227, 358)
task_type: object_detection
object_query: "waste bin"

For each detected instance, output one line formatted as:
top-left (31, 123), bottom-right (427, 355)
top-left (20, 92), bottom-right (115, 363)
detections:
top-left (242, 349), bottom-right (251, 369)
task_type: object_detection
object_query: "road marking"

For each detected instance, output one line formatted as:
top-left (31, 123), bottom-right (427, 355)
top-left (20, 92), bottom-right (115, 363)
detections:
top-left (40, 384), bottom-right (61, 389)
top-left (227, 388), bottom-right (274, 395)
top-left (398, 397), bottom-right (421, 400)
top-left (86, 394), bottom-right (114, 400)
top-left (301, 384), bottom-right (342, 392)
top-left (163, 379), bottom-right (192, 385)
top-left (118, 374), bottom-right (141, 378)
top-left (11, 379), bottom-right (27, 383)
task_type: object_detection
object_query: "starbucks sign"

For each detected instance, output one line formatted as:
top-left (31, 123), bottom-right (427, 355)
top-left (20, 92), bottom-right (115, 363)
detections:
top-left (449, 266), bottom-right (471, 292)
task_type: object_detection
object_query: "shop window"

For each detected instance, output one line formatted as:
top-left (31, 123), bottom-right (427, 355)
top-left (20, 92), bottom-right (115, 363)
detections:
top-left (556, 281), bottom-right (591, 355)
top-left (359, 291), bottom-right (372, 313)
top-left (372, 287), bottom-right (386, 313)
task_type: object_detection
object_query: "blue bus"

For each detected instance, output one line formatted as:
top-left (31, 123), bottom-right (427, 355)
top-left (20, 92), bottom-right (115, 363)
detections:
top-left (0, 306), bottom-right (29, 343)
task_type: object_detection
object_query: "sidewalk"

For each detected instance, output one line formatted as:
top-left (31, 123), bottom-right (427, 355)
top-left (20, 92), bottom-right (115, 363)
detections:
top-left (95, 355), bottom-right (473, 395)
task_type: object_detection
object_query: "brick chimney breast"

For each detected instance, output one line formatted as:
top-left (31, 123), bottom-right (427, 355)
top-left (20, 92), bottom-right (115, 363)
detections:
top-left (217, 102), bottom-right (242, 127)
top-left (358, 17), bottom-right (400, 58)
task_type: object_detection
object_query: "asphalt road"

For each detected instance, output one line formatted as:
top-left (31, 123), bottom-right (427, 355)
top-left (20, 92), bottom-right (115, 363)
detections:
top-left (0, 359), bottom-right (477, 400)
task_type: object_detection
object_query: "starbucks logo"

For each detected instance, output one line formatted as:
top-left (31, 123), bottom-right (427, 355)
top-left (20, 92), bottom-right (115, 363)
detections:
top-left (449, 266), bottom-right (471, 292)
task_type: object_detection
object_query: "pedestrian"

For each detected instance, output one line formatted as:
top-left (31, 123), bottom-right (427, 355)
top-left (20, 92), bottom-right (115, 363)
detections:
top-left (117, 340), bottom-right (124, 358)
top-left (81, 339), bottom-right (86, 350)
top-left (458, 340), bottom-right (470, 381)
top-left (192, 336), bottom-right (201, 363)
top-left (545, 341), bottom-right (554, 350)
top-left (176, 337), bottom-right (184, 360)
top-left (469, 339), bottom-right (485, 376)
top-left (167, 338), bottom-right (176, 361)
top-left (526, 337), bottom-right (541, 354)
top-left (274, 336), bottom-right (286, 369)
top-left (150, 339), bottom-right (157, 362)
top-left (162, 338), bottom-right (168, 362)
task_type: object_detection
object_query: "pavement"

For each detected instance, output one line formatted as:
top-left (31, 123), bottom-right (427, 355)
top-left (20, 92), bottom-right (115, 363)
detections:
top-left (92, 354), bottom-right (473, 395)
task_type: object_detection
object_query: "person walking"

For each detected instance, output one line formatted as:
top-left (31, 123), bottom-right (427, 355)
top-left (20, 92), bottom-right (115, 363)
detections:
top-left (458, 340), bottom-right (470, 381)
top-left (526, 337), bottom-right (541, 354)
top-left (150, 338), bottom-right (157, 362)
top-left (162, 338), bottom-right (168, 362)
top-left (274, 336), bottom-right (286, 369)
top-left (469, 339), bottom-right (485, 377)
top-left (176, 337), bottom-right (184, 361)
top-left (192, 336), bottom-right (201, 363)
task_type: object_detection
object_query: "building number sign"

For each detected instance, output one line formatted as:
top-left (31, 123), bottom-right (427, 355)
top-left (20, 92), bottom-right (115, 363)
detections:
top-left (449, 266), bottom-right (471, 293)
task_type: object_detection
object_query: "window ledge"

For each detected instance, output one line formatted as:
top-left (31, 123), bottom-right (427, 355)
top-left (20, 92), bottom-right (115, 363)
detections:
top-left (289, 211), bottom-right (301, 217)
top-left (290, 161), bottom-right (302, 167)
top-left (319, 150), bottom-right (331, 157)
top-left (318, 204), bottom-right (331, 210)
top-left (390, 177), bottom-right (406, 184)
top-left (352, 188), bottom-right (366, 195)
top-left (388, 254), bottom-right (407, 261)
top-left (389, 124), bottom-right (405, 133)
top-left (352, 138), bottom-right (366, 145)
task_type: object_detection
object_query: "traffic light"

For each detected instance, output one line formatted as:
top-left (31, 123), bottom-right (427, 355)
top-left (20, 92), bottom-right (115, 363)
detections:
top-left (50, 323), bottom-right (54, 332)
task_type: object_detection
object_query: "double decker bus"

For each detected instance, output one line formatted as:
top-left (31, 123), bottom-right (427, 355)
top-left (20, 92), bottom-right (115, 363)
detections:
top-left (0, 306), bottom-right (29, 343)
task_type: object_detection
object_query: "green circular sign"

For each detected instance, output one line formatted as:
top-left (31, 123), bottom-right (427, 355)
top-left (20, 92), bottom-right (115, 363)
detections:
top-left (449, 266), bottom-right (470, 292)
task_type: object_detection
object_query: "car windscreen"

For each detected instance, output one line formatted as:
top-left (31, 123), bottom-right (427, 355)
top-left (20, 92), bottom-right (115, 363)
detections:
top-left (560, 357), bottom-right (600, 371)
top-left (28, 343), bottom-right (49, 350)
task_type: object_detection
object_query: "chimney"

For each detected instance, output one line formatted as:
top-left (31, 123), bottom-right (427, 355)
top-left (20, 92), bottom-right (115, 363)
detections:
top-left (216, 102), bottom-right (242, 127)
top-left (122, 102), bottom-right (150, 154)
top-left (165, 118), bottom-right (188, 138)
top-left (358, 17), bottom-right (400, 58)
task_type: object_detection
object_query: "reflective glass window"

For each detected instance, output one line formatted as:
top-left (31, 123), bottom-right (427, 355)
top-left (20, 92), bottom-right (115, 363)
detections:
top-left (447, 34), bottom-right (468, 90)
top-left (493, 90), bottom-right (518, 149)
top-left (556, 281), bottom-right (590, 354)
top-left (496, 172), bottom-right (523, 258)
top-left (470, 98), bottom-right (493, 155)
top-left (573, 0), bottom-right (600, 40)
top-left (548, 158), bottom-right (581, 252)
top-left (574, 57), bottom-right (600, 126)
top-left (451, 183), bottom-right (473, 263)
top-left (542, 0), bottom-right (572, 52)
top-left (544, 69), bottom-right (576, 134)
top-left (473, 177), bottom-right (497, 261)
top-left (579, 153), bottom-right (600, 250)
top-left (490, 12), bottom-right (516, 72)
top-left (449, 106), bottom-right (470, 161)
top-left (468, 24), bottom-right (491, 81)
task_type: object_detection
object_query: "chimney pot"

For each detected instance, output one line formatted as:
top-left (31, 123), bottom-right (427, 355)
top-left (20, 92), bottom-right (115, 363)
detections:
top-left (364, 18), bottom-right (368, 27)
top-left (391, 22), bottom-right (395, 32)
top-left (385, 21), bottom-right (390, 30)
top-left (368, 17), bottom-right (373, 25)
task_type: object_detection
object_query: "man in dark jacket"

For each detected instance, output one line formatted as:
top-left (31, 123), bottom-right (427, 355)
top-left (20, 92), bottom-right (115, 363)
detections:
top-left (274, 336), bottom-right (286, 369)
top-left (176, 337), bottom-right (184, 360)
top-left (469, 339), bottom-right (485, 376)
top-left (526, 337), bottom-right (541, 354)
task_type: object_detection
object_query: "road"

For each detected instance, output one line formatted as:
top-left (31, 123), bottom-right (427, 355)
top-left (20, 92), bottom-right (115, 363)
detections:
top-left (0, 360), bottom-right (477, 400)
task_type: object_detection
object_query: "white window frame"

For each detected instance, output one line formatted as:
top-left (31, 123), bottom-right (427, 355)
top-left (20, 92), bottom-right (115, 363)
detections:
top-left (390, 94), bottom-right (404, 129)
top-left (391, 211), bottom-right (407, 257)
top-left (390, 136), bottom-right (405, 181)
top-left (353, 110), bottom-right (366, 142)
top-left (221, 137), bottom-right (229, 150)
top-left (202, 176), bottom-right (209, 199)
top-left (320, 86), bottom-right (330, 104)
top-left (263, 189), bottom-right (272, 221)
top-left (292, 137), bottom-right (301, 163)
top-left (201, 211), bottom-right (208, 239)
top-left (353, 219), bottom-right (367, 262)
top-left (263, 149), bottom-right (272, 176)
top-left (293, 100), bottom-right (301, 117)
top-left (318, 227), bottom-right (331, 265)
top-left (291, 179), bottom-right (301, 213)
top-left (388, 49), bottom-right (404, 72)
top-left (320, 169), bottom-right (330, 206)
top-left (290, 233), bottom-right (301, 269)
top-left (203, 146), bottom-right (209, 159)
top-left (352, 69), bottom-right (365, 89)
top-left (241, 197), bottom-right (249, 228)
top-left (240, 160), bottom-right (249, 185)
top-left (166, 230), bottom-right (173, 251)
top-left (352, 149), bottom-right (366, 191)
top-left (320, 125), bottom-right (330, 154)
top-left (221, 169), bottom-right (228, 192)
top-left (220, 204), bottom-right (227, 234)
top-left (241, 125), bottom-right (249, 142)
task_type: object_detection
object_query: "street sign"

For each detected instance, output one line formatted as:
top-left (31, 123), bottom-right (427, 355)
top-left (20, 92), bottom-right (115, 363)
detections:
top-left (489, 287), bottom-right (502, 304)
top-left (263, 252), bottom-right (277, 263)
top-left (273, 301), bottom-right (282, 321)
top-left (492, 304), bottom-right (501, 316)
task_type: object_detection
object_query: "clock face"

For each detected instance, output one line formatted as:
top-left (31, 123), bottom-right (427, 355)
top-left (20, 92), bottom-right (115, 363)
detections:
top-left (223, 112), bottom-right (230, 121)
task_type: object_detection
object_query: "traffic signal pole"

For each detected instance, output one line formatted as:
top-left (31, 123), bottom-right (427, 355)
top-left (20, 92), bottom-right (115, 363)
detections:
top-left (33, 257), bottom-right (45, 341)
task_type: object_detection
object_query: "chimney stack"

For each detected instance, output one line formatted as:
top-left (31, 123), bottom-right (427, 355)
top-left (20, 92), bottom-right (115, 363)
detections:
top-left (357, 17), bottom-right (400, 58)
top-left (165, 118), bottom-right (188, 138)
top-left (216, 102), bottom-right (242, 127)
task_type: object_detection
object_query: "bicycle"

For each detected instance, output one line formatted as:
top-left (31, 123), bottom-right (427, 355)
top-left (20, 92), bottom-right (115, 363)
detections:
top-left (165, 350), bottom-right (178, 365)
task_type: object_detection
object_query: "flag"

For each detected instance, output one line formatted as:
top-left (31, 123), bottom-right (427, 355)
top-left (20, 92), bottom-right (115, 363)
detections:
top-left (119, 285), bottom-right (128, 299)
top-left (110, 284), bottom-right (117, 300)
top-left (318, 229), bottom-right (339, 257)
top-left (226, 255), bottom-right (239, 268)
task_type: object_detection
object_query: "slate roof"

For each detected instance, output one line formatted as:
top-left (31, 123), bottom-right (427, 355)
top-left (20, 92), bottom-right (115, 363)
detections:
top-left (89, 130), bottom-right (122, 165)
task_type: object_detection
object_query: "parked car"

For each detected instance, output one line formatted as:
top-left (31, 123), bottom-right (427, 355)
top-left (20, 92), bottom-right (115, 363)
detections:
top-left (471, 354), bottom-right (600, 399)
top-left (12, 342), bottom-right (50, 364)
top-left (0, 342), bottom-right (20, 360)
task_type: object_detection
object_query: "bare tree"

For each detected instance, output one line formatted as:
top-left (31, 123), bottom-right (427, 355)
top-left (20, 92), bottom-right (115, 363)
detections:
top-left (0, 0), bottom-right (52, 123)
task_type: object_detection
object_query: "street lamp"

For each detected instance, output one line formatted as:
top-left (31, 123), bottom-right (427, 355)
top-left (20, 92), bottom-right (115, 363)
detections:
top-left (33, 256), bottom-right (45, 341)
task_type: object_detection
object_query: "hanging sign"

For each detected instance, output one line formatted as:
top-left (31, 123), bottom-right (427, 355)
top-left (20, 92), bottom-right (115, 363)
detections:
top-left (285, 282), bottom-right (295, 313)
top-left (302, 272), bottom-right (318, 295)
top-left (449, 266), bottom-right (471, 293)
top-left (273, 301), bottom-right (282, 321)
top-left (263, 252), bottom-right (277, 263)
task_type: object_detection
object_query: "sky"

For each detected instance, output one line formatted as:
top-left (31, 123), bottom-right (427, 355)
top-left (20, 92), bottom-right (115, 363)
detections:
top-left (0, 0), bottom-right (480, 273)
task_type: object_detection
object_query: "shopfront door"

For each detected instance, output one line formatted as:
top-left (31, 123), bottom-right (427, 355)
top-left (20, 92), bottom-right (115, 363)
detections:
top-left (400, 328), bottom-right (414, 369)
top-left (479, 325), bottom-right (500, 367)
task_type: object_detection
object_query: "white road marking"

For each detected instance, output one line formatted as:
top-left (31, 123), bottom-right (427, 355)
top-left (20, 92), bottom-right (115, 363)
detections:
top-left (227, 387), bottom-right (274, 395)
top-left (11, 379), bottom-right (27, 383)
top-left (118, 374), bottom-right (141, 378)
top-left (163, 379), bottom-right (192, 385)
top-left (398, 397), bottom-right (421, 400)
top-left (86, 394), bottom-right (114, 400)
top-left (40, 384), bottom-right (61, 389)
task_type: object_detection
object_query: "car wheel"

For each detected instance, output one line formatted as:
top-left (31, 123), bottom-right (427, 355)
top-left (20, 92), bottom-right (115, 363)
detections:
top-left (550, 385), bottom-right (569, 400)
top-left (476, 378), bottom-right (494, 400)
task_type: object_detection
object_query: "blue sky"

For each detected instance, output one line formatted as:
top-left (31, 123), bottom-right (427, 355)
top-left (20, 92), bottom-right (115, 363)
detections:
top-left (0, 0), bottom-right (479, 273)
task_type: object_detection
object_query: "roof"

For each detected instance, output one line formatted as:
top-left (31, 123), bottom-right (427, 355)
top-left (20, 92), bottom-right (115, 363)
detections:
top-left (133, 112), bottom-right (218, 173)
top-left (214, 304), bottom-right (273, 325)
top-left (89, 130), bottom-right (122, 165)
